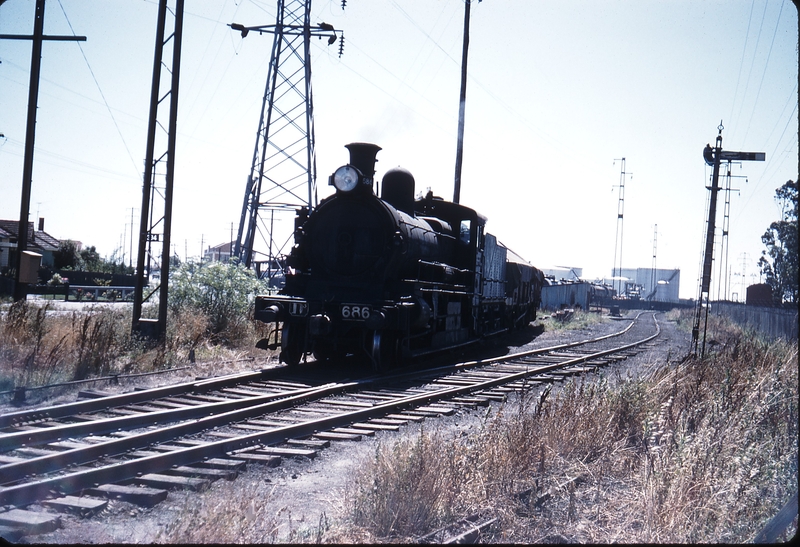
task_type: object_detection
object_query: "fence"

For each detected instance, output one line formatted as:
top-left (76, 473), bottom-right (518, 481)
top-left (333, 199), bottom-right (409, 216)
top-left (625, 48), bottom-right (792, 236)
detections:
top-left (25, 284), bottom-right (135, 302)
top-left (712, 301), bottom-right (798, 342)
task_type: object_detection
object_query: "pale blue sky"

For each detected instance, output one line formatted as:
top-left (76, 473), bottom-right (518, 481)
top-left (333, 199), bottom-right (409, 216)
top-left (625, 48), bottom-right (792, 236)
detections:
top-left (1, 0), bottom-right (797, 300)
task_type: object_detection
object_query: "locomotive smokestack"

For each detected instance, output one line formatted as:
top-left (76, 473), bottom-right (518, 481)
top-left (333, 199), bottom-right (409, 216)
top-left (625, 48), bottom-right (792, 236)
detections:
top-left (345, 142), bottom-right (382, 183)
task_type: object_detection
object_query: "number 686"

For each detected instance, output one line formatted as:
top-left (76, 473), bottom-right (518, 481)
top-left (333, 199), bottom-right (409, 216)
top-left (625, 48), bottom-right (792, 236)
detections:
top-left (342, 305), bottom-right (370, 320)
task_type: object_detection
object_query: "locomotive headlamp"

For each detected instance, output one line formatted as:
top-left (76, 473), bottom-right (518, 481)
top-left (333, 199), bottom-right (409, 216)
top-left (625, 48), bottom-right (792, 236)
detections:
top-left (331, 165), bottom-right (361, 193)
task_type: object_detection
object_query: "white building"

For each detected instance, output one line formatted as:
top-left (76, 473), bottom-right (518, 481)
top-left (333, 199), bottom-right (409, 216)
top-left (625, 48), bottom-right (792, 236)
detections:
top-left (204, 242), bottom-right (233, 263)
top-left (603, 267), bottom-right (680, 302)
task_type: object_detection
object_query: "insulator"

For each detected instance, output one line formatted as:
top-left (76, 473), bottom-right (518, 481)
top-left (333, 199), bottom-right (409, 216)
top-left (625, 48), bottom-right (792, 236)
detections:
top-left (338, 35), bottom-right (345, 57)
top-left (341, 0), bottom-right (347, 9)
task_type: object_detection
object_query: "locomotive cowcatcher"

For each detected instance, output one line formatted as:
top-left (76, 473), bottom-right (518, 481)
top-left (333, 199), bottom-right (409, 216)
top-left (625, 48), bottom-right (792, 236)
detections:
top-left (254, 142), bottom-right (544, 370)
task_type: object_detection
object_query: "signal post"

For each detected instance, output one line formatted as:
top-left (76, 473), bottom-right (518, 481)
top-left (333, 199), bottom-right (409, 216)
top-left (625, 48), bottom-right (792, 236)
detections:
top-left (692, 123), bottom-right (764, 357)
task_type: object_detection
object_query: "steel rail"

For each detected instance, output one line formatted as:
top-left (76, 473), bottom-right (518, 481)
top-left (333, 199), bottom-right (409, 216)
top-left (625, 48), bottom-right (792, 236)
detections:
top-left (0, 311), bottom-right (640, 432)
top-left (0, 382), bottom-right (324, 449)
top-left (0, 382), bottom-right (349, 484)
top-left (0, 369), bottom-right (275, 429)
top-left (394, 311), bottom-right (643, 382)
top-left (0, 312), bottom-right (660, 508)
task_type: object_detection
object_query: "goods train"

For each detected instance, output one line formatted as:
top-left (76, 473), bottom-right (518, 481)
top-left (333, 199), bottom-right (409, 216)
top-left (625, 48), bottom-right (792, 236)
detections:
top-left (254, 142), bottom-right (544, 370)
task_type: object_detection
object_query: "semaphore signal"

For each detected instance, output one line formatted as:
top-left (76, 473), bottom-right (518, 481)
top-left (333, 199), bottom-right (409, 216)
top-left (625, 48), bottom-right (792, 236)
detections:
top-left (692, 122), bottom-right (764, 357)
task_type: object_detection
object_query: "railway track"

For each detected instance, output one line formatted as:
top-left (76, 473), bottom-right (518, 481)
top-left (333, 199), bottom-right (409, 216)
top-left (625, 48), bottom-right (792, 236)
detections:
top-left (0, 311), bottom-right (661, 539)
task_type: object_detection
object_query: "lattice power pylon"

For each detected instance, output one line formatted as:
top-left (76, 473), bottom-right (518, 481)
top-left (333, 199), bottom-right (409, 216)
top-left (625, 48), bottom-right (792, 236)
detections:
top-left (611, 158), bottom-right (632, 296)
top-left (230, 0), bottom-right (343, 279)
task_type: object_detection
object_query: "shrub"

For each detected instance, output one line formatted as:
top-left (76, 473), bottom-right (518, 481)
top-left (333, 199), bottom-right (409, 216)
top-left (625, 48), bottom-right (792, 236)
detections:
top-left (168, 260), bottom-right (268, 344)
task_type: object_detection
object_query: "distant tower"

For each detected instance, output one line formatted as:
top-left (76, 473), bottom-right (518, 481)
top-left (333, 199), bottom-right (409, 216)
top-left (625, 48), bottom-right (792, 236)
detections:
top-left (231, 0), bottom-right (343, 280)
top-left (716, 163), bottom-right (742, 301)
top-left (650, 224), bottom-right (657, 299)
top-left (611, 158), bottom-right (632, 296)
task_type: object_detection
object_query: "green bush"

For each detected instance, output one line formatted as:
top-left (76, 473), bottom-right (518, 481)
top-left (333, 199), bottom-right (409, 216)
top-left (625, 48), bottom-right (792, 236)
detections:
top-left (168, 260), bottom-right (268, 343)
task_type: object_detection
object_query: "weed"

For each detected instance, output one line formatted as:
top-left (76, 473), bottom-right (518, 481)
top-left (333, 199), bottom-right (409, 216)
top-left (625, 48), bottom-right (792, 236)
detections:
top-left (543, 309), bottom-right (607, 331)
top-left (342, 319), bottom-right (797, 542)
top-left (155, 477), bottom-right (282, 544)
top-left (0, 298), bottom-right (272, 397)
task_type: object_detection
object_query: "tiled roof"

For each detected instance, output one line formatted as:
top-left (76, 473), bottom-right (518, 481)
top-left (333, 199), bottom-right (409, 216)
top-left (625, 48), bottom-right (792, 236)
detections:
top-left (0, 220), bottom-right (61, 252)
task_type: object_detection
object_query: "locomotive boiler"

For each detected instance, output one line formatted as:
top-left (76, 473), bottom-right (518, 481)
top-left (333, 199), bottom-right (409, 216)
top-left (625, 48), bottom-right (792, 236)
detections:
top-left (254, 142), bottom-right (544, 370)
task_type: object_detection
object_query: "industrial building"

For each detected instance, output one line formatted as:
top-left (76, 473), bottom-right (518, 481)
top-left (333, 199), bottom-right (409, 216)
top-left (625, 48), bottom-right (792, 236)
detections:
top-left (603, 267), bottom-right (681, 303)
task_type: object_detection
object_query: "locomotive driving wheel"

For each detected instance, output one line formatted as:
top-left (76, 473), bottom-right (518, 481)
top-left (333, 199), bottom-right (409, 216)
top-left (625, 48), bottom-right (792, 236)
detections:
top-left (370, 331), bottom-right (398, 372)
top-left (280, 324), bottom-right (305, 368)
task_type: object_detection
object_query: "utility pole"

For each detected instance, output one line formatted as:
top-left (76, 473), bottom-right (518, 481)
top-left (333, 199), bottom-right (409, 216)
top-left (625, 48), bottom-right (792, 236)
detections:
top-left (692, 123), bottom-right (764, 357)
top-left (650, 224), bottom-right (657, 300)
top-left (611, 158), bottom-right (632, 297)
top-left (129, 207), bottom-right (135, 269)
top-left (1, 0), bottom-right (85, 301)
top-left (453, 0), bottom-right (481, 204)
top-left (740, 252), bottom-right (748, 303)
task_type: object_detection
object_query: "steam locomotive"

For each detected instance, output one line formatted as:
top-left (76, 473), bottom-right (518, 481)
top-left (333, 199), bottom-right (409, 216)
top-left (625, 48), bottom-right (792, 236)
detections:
top-left (254, 142), bottom-right (544, 370)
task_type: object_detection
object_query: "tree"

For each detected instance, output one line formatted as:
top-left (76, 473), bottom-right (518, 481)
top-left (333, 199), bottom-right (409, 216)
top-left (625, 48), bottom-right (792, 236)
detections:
top-left (758, 180), bottom-right (798, 305)
top-left (54, 240), bottom-right (80, 269)
top-left (53, 242), bottom-right (133, 275)
top-left (79, 246), bottom-right (103, 272)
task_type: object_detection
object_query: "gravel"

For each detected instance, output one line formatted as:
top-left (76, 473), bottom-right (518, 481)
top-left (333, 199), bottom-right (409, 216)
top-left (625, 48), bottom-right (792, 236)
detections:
top-left (15, 310), bottom-right (692, 544)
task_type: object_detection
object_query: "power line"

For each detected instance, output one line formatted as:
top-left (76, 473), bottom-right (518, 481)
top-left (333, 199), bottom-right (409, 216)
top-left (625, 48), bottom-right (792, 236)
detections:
top-left (56, 0), bottom-right (141, 177)
top-left (733, 101), bottom-right (798, 223)
top-left (730, 0), bottom-right (769, 144)
top-left (727, 0), bottom-right (755, 128)
top-left (741, 0), bottom-right (786, 144)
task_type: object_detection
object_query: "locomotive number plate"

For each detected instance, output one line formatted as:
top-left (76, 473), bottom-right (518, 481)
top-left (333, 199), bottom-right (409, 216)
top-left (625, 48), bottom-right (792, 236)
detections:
top-left (341, 304), bottom-right (371, 321)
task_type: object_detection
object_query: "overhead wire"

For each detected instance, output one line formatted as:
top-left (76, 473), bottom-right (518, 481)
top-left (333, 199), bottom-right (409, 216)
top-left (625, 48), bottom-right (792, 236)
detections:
top-left (741, 0), bottom-right (786, 145)
top-left (0, 136), bottom-right (141, 184)
top-left (730, 0), bottom-right (769, 144)
top-left (56, 0), bottom-right (141, 179)
top-left (180, 0), bottom-right (249, 139)
top-left (727, 0), bottom-right (755, 130)
top-left (722, 0), bottom-right (797, 226)
top-left (387, 0), bottom-right (461, 66)
top-left (319, 38), bottom-right (454, 138)
top-left (309, 0), bottom-right (465, 138)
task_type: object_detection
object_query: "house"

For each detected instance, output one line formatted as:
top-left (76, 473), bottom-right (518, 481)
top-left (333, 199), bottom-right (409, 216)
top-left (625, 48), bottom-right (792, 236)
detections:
top-left (204, 241), bottom-right (233, 263)
top-left (0, 218), bottom-right (61, 271)
top-left (0, 224), bottom-right (13, 269)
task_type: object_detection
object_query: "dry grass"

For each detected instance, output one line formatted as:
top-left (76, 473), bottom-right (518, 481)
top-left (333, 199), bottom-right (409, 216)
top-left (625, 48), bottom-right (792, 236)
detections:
top-left (134, 312), bottom-right (796, 543)
top-left (0, 300), bottom-right (276, 399)
top-left (154, 474), bottom-right (340, 544)
top-left (154, 478), bottom-right (285, 544)
top-left (0, 301), bottom-right (132, 388)
top-left (340, 315), bottom-right (798, 543)
top-left (541, 308), bottom-right (607, 331)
